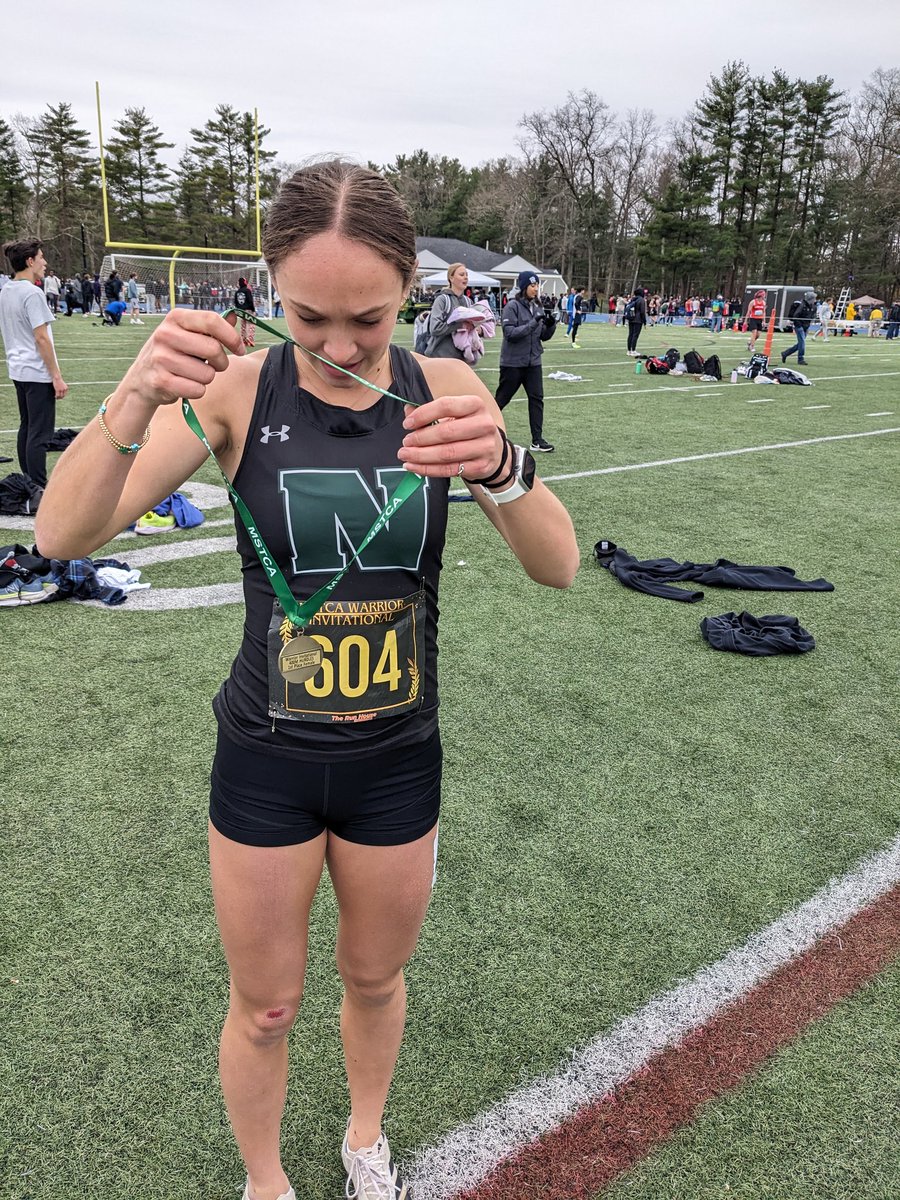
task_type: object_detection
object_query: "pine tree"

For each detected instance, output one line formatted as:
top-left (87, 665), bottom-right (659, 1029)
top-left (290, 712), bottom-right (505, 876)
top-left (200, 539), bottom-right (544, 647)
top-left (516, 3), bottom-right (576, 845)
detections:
top-left (0, 118), bottom-right (29, 241)
top-left (519, 90), bottom-right (616, 292)
top-left (186, 105), bottom-right (275, 249)
top-left (31, 103), bottom-right (98, 275)
top-left (786, 76), bottom-right (846, 282)
top-left (104, 107), bottom-right (175, 243)
top-left (694, 61), bottom-right (751, 228)
top-left (755, 70), bottom-right (800, 279)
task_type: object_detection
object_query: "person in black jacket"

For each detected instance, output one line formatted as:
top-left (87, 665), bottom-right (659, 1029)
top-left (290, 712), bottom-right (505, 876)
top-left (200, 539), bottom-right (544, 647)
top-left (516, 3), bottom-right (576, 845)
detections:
top-left (625, 287), bottom-right (647, 355)
top-left (233, 276), bottom-right (256, 347)
top-left (782, 290), bottom-right (817, 365)
top-left (494, 270), bottom-right (557, 451)
top-left (104, 270), bottom-right (123, 307)
top-left (885, 300), bottom-right (900, 341)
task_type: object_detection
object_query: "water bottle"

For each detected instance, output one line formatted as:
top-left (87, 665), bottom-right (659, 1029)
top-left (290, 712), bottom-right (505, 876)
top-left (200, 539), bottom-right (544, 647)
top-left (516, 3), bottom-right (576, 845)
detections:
top-left (730, 368), bottom-right (738, 383)
top-left (635, 358), bottom-right (642, 375)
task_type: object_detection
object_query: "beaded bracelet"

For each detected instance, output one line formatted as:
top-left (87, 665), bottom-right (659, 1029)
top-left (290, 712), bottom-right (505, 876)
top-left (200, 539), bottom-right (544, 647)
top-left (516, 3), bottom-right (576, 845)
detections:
top-left (98, 395), bottom-right (151, 455)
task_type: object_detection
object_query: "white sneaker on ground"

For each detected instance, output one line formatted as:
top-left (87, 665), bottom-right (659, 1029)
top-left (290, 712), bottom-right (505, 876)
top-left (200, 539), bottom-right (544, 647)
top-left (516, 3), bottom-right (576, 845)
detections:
top-left (241, 1180), bottom-right (296, 1200)
top-left (342, 1123), bottom-right (408, 1198)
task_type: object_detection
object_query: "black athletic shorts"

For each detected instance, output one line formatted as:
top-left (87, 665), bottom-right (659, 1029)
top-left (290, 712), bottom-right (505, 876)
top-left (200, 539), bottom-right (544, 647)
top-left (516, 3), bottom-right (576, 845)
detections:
top-left (209, 726), bottom-right (442, 847)
top-left (747, 317), bottom-right (763, 332)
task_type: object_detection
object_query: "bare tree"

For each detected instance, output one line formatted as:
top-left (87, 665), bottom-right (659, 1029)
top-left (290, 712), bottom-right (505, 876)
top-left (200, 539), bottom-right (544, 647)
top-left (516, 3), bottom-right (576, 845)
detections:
top-left (519, 90), bottom-right (616, 290)
top-left (603, 108), bottom-right (660, 294)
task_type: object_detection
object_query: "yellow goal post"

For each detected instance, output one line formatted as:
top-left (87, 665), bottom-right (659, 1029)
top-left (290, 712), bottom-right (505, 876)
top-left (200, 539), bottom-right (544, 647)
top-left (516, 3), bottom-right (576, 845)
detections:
top-left (95, 82), bottom-right (265, 310)
top-left (99, 252), bottom-right (273, 317)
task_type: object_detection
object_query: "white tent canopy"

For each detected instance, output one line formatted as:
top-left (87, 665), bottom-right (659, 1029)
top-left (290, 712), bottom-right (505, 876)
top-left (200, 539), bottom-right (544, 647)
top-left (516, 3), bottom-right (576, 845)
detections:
top-left (420, 270), bottom-right (500, 289)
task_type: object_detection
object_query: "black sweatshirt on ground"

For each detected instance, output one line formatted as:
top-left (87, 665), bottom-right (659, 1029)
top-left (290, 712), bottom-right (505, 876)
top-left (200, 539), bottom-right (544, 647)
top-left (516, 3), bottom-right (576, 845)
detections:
top-left (593, 540), bottom-right (834, 602)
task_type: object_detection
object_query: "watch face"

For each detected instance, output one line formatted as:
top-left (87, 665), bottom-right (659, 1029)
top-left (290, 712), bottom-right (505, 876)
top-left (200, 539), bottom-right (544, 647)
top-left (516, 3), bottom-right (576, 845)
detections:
top-left (521, 449), bottom-right (536, 490)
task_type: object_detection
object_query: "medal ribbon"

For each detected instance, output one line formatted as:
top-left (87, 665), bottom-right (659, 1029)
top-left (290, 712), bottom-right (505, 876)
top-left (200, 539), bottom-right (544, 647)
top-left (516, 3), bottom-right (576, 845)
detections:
top-left (181, 308), bottom-right (426, 631)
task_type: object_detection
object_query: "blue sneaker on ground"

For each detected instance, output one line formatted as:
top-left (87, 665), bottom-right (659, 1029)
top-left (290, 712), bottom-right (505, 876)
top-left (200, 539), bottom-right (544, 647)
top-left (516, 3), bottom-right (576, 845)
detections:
top-left (0, 576), bottom-right (57, 605)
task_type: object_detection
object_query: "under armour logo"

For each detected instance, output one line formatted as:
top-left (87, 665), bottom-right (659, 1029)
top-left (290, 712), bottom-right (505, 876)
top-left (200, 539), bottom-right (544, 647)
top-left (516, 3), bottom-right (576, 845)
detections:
top-left (260, 425), bottom-right (290, 444)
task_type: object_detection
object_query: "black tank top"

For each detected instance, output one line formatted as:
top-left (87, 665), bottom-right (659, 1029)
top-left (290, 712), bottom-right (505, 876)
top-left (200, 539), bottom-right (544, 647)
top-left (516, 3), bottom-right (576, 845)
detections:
top-left (213, 341), bottom-right (449, 761)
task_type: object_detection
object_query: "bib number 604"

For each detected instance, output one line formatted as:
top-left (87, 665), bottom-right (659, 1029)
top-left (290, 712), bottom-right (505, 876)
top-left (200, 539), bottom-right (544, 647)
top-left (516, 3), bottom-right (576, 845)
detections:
top-left (304, 631), bottom-right (402, 698)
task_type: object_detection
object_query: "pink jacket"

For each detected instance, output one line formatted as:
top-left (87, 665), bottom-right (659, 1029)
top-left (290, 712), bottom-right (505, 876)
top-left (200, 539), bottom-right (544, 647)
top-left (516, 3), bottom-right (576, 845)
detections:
top-left (449, 300), bottom-right (496, 365)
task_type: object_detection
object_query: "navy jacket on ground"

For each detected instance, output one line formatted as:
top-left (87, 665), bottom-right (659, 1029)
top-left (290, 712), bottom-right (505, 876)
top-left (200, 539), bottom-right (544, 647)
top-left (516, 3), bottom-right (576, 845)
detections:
top-left (701, 611), bottom-right (816, 655)
top-left (593, 540), bottom-right (834, 602)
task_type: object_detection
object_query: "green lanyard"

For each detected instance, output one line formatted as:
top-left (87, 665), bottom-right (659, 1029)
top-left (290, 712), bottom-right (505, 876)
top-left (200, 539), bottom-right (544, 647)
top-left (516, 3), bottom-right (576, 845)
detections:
top-left (181, 308), bottom-right (426, 632)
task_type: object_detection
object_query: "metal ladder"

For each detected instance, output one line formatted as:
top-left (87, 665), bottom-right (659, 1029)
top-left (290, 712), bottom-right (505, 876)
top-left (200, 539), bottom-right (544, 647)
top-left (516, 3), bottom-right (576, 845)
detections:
top-left (834, 286), bottom-right (851, 319)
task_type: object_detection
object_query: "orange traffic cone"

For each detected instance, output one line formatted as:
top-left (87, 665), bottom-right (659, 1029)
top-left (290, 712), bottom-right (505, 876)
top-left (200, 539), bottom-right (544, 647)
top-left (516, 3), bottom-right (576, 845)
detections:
top-left (762, 305), bottom-right (777, 359)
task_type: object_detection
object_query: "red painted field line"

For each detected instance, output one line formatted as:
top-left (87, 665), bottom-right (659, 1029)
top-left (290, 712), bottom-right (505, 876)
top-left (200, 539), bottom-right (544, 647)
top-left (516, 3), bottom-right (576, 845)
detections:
top-left (456, 885), bottom-right (900, 1200)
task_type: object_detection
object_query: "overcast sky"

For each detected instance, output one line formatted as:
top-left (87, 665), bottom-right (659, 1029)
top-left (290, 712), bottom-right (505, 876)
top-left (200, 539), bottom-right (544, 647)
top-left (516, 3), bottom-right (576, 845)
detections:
top-left (4, 0), bottom-right (897, 169)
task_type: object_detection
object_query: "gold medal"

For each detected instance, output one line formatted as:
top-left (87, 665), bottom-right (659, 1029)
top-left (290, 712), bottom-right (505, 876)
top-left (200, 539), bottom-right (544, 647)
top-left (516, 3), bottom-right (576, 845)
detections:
top-left (278, 634), bottom-right (324, 683)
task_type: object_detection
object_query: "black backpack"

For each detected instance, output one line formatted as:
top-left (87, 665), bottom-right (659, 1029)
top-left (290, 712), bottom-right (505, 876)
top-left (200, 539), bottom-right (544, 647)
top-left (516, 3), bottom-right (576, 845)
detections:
top-left (702, 354), bottom-right (722, 380)
top-left (623, 298), bottom-right (638, 321)
top-left (684, 349), bottom-right (705, 374)
top-left (664, 348), bottom-right (680, 370)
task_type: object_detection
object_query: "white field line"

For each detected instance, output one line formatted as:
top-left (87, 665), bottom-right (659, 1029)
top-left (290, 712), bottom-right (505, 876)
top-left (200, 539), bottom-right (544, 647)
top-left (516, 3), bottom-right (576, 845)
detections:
top-left (0, 380), bottom-right (120, 388)
top-left (80, 581), bottom-right (243, 610)
top-left (404, 833), bottom-right (900, 1199)
top-left (747, 398), bottom-right (776, 403)
top-left (867, 411), bottom-right (894, 416)
top-left (803, 405), bottom-right (831, 410)
top-left (2, 356), bottom-right (141, 362)
top-left (7, 431), bottom-right (897, 608)
top-left (0, 425), bottom-right (86, 435)
top-left (111, 534), bottom-right (236, 565)
top-left (536, 428), bottom-right (900, 485)
top-left (798, 371), bottom-right (900, 383)
top-left (510, 368), bottom-right (900, 404)
top-left (478, 361), bottom-right (638, 373)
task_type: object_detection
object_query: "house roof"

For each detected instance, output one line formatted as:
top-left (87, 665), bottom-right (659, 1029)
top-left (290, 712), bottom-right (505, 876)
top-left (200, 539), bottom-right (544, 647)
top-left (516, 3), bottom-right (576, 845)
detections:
top-left (490, 254), bottom-right (539, 275)
top-left (415, 247), bottom-right (450, 270)
top-left (416, 237), bottom-right (508, 273)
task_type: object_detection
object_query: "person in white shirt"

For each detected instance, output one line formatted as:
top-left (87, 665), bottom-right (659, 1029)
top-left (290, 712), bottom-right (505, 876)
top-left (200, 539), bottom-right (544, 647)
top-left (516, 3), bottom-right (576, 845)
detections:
top-left (43, 269), bottom-right (61, 313)
top-left (814, 299), bottom-right (833, 340)
top-left (126, 273), bottom-right (143, 324)
top-left (0, 239), bottom-right (68, 486)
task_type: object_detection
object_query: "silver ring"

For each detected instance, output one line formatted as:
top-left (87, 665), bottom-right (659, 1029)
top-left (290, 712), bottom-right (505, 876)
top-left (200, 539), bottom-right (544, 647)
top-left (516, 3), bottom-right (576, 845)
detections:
top-left (457, 463), bottom-right (466, 476)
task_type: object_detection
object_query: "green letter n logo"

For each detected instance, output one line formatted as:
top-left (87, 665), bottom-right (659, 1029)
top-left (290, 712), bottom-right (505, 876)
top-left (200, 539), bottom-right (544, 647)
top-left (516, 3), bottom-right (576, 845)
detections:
top-left (280, 468), bottom-right (429, 576)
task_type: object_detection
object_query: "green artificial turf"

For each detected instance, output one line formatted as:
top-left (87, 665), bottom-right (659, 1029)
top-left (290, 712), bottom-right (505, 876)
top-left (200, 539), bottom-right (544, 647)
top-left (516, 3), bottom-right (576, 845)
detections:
top-left (1, 316), bottom-right (897, 1199)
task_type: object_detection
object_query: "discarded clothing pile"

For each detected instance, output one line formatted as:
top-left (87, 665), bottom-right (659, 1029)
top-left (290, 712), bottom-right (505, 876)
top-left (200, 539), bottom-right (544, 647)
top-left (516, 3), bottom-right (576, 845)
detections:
top-left (700, 612), bottom-right (815, 656)
top-left (593, 540), bottom-right (834, 602)
top-left (547, 371), bottom-right (585, 382)
top-left (0, 473), bottom-right (43, 515)
top-left (0, 544), bottom-right (148, 607)
top-left (144, 491), bottom-right (204, 529)
top-left (47, 427), bottom-right (81, 451)
top-left (593, 539), bottom-right (832, 656)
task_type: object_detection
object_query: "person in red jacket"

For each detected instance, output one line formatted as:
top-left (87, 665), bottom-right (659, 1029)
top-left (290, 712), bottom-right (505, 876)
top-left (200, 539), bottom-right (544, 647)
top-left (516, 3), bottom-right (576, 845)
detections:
top-left (746, 290), bottom-right (768, 352)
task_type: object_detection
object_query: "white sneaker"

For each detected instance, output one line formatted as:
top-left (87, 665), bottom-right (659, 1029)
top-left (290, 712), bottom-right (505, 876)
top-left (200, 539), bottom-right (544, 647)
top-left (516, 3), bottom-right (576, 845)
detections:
top-left (241, 1181), bottom-right (296, 1200)
top-left (342, 1123), bottom-right (407, 1198)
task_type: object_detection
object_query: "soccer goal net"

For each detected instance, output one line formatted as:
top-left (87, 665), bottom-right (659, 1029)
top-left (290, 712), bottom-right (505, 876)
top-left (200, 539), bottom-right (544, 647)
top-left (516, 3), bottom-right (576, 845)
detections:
top-left (98, 253), bottom-right (273, 316)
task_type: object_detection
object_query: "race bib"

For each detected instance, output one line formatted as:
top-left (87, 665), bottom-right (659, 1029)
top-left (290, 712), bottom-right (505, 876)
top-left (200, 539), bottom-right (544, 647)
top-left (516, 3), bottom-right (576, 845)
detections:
top-left (267, 590), bottom-right (425, 724)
